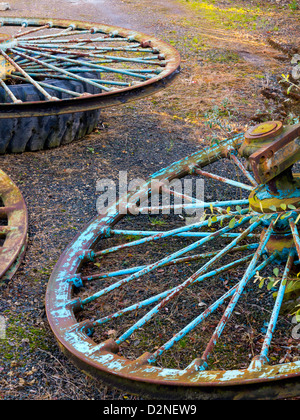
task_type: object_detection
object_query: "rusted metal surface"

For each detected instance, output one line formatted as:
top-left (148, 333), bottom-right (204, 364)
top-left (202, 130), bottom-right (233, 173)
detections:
top-left (248, 123), bottom-right (300, 184)
top-left (239, 121), bottom-right (283, 159)
top-left (194, 167), bottom-right (253, 191)
top-left (0, 169), bottom-right (28, 282)
top-left (46, 133), bottom-right (300, 399)
top-left (0, 16), bottom-right (181, 118)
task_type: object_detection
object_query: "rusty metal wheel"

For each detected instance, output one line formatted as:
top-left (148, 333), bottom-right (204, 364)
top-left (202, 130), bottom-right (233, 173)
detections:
top-left (46, 131), bottom-right (300, 400)
top-left (0, 169), bottom-right (28, 283)
top-left (0, 16), bottom-right (180, 116)
top-left (0, 16), bottom-right (180, 152)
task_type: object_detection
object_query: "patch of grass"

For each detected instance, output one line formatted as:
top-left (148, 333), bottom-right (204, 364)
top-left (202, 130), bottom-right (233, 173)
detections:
top-left (149, 217), bottom-right (167, 226)
top-left (207, 49), bottom-right (240, 63)
top-left (0, 313), bottom-right (49, 363)
top-left (289, 0), bottom-right (299, 11)
top-left (180, 0), bottom-right (264, 30)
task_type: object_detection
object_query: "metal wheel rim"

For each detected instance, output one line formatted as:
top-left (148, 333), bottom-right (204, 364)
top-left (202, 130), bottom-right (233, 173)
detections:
top-left (46, 134), bottom-right (300, 399)
top-left (0, 17), bottom-right (181, 118)
top-left (0, 169), bottom-right (28, 281)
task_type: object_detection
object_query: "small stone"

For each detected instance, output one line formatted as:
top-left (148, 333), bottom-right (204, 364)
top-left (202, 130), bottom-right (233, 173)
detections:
top-left (292, 65), bottom-right (300, 80)
top-left (291, 54), bottom-right (300, 65)
top-left (0, 3), bottom-right (10, 10)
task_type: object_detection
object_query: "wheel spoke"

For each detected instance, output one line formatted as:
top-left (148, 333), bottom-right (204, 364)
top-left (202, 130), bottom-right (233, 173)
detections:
top-left (10, 74), bottom-right (82, 97)
top-left (149, 252), bottom-right (275, 364)
top-left (14, 46), bottom-right (151, 83)
top-left (77, 243), bottom-right (259, 284)
top-left (230, 153), bottom-right (258, 187)
top-left (11, 47), bottom-right (113, 92)
top-left (18, 43), bottom-right (165, 66)
top-left (249, 251), bottom-right (295, 370)
top-left (289, 218), bottom-right (300, 260)
top-left (194, 167), bottom-right (254, 191)
top-left (93, 208), bottom-right (250, 258)
top-left (0, 79), bottom-right (22, 103)
top-left (14, 23), bottom-right (52, 39)
top-left (19, 29), bottom-right (91, 42)
top-left (68, 215), bottom-right (254, 309)
top-left (136, 199), bottom-right (249, 214)
top-left (114, 218), bottom-right (260, 345)
top-left (109, 229), bottom-right (258, 239)
top-left (90, 254), bottom-right (255, 333)
top-left (199, 221), bottom-right (274, 370)
top-left (0, 49), bottom-right (59, 101)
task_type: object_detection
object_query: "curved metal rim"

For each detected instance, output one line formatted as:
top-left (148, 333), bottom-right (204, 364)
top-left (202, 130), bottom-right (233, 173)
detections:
top-left (46, 135), bottom-right (300, 397)
top-left (0, 16), bottom-right (181, 118)
top-left (0, 169), bottom-right (28, 280)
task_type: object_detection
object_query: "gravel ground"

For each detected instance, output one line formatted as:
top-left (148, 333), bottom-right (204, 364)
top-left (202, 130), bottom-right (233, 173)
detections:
top-left (0, 0), bottom-right (300, 400)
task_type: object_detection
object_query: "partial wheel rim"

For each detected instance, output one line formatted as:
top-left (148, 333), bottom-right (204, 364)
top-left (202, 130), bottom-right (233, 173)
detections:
top-left (0, 170), bottom-right (28, 282)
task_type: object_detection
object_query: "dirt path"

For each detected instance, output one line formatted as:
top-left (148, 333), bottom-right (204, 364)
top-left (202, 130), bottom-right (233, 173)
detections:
top-left (0, 0), bottom-right (299, 400)
top-left (5, 0), bottom-right (186, 31)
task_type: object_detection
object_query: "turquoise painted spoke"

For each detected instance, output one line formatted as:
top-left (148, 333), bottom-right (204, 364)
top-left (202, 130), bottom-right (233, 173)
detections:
top-left (115, 218), bottom-right (260, 345)
top-left (200, 221), bottom-right (274, 368)
top-left (92, 254), bottom-right (255, 329)
top-left (71, 215), bottom-right (253, 308)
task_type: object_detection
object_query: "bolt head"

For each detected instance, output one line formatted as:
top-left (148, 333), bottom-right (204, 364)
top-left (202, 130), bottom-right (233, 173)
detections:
top-left (245, 121), bottom-right (283, 141)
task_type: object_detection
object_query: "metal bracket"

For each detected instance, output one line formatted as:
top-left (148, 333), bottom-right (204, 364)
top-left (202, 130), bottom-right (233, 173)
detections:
top-left (249, 123), bottom-right (300, 184)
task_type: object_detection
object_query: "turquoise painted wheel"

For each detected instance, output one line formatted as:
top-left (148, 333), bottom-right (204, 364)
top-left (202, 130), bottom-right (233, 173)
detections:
top-left (0, 17), bottom-right (180, 117)
top-left (46, 135), bottom-right (300, 400)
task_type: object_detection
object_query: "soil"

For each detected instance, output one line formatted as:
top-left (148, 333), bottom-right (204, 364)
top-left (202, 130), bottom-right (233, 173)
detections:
top-left (0, 0), bottom-right (300, 400)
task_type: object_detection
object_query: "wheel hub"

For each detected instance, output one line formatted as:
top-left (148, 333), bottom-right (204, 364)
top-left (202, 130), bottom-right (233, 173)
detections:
top-left (239, 120), bottom-right (283, 158)
top-left (240, 121), bottom-right (300, 258)
top-left (248, 168), bottom-right (300, 213)
top-left (0, 33), bottom-right (15, 79)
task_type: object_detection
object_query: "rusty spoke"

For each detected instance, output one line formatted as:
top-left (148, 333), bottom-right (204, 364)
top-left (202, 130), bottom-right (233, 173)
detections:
top-left (194, 167), bottom-right (254, 191)
top-left (92, 208), bottom-right (250, 259)
top-left (18, 29), bottom-right (91, 42)
top-left (78, 244), bottom-right (259, 284)
top-left (70, 215), bottom-right (252, 310)
top-left (91, 254), bottom-right (255, 339)
top-left (18, 43), bottom-right (166, 67)
top-left (199, 222), bottom-right (274, 368)
top-left (0, 49), bottom-right (59, 101)
top-left (0, 79), bottom-right (22, 103)
top-left (14, 23), bottom-right (52, 39)
top-left (114, 218), bottom-right (258, 346)
top-left (11, 48), bottom-right (114, 92)
top-left (230, 153), bottom-right (258, 187)
top-left (14, 46), bottom-right (155, 81)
